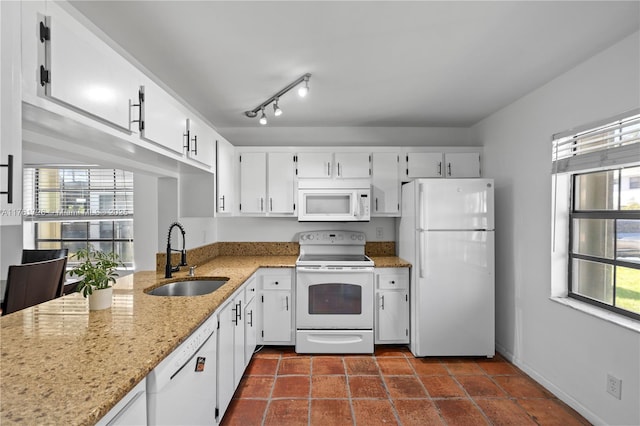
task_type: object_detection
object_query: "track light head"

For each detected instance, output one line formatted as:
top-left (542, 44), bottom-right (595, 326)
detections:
top-left (259, 108), bottom-right (267, 125)
top-left (273, 98), bottom-right (283, 117)
top-left (298, 76), bottom-right (310, 98)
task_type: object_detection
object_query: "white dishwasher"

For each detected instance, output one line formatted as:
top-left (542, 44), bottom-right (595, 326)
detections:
top-left (147, 313), bottom-right (217, 425)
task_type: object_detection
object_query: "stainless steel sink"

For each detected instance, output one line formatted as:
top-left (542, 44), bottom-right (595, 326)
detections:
top-left (147, 279), bottom-right (229, 296)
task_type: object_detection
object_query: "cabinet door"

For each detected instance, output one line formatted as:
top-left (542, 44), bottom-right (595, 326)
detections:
top-left (376, 291), bottom-right (409, 343)
top-left (406, 152), bottom-right (443, 178)
top-left (40, 5), bottom-right (138, 131)
top-left (239, 152), bottom-right (267, 214)
top-left (245, 295), bottom-right (257, 365)
top-left (260, 291), bottom-right (293, 344)
top-left (267, 153), bottom-right (295, 214)
top-left (216, 137), bottom-right (235, 214)
top-left (217, 300), bottom-right (235, 421)
top-left (372, 152), bottom-right (400, 216)
top-left (444, 152), bottom-right (481, 178)
top-left (296, 152), bottom-right (332, 178)
top-left (187, 117), bottom-right (215, 168)
top-left (141, 80), bottom-right (188, 155)
top-left (335, 152), bottom-right (370, 178)
top-left (233, 292), bottom-right (246, 388)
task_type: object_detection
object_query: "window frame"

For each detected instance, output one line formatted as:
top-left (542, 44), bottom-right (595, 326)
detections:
top-left (567, 167), bottom-right (640, 321)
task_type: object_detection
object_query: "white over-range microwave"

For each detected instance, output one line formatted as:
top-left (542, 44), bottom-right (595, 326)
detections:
top-left (297, 179), bottom-right (371, 222)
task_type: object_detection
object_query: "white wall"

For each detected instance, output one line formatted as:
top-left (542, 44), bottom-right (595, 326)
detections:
top-left (472, 32), bottom-right (640, 425)
top-left (217, 216), bottom-right (396, 243)
top-left (219, 126), bottom-right (474, 147)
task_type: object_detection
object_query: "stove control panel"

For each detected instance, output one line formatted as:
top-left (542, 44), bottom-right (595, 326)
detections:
top-left (299, 230), bottom-right (366, 245)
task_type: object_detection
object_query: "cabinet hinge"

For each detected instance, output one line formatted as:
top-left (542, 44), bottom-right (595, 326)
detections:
top-left (239, 203), bottom-right (242, 211)
top-left (261, 330), bottom-right (264, 337)
top-left (39, 66), bottom-right (50, 87)
top-left (217, 319), bottom-right (220, 329)
top-left (39, 21), bottom-right (50, 43)
top-left (406, 328), bottom-right (409, 336)
top-left (405, 294), bottom-right (408, 301)
top-left (369, 168), bottom-right (371, 176)
top-left (406, 168), bottom-right (409, 176)
top-left (215, 408), bottom-right (219, 420)
top-left (293, 203), bottom-right (296, 211)
top-left (261, 295), bottom-right (264, 303)
top-left (397, 155), bottom-right (400, 162)
top-left (239, 155), bottom-right (242, 162)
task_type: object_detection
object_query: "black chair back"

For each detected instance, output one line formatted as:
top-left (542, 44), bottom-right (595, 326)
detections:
top-left (1, 257), bottom-right (67, 315)
top-left (21, 249), bottom-right (69, 297)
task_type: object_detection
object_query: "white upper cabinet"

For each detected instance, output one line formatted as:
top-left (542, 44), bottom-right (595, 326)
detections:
top-left (406, 152), bottom-right (444, 178)
top-left (296, 152), bottom-right (333, 178)
top-left (187, 117), bottom-right (215, 168)
top-left (297, 151), bottom-right (371, 179)
top-left (334, 152), bottom-right (371, 178)
top-left (444, 152), bottom-right (481, 178)
top-left (371, 152), bottom-right (400, 216)
top-left (140, 80), bottom-right (188, 155)
top-left (267, 153), bottom-right (296, 214)
top-left (405, 151), bottom-right (481, 179)
top-left (37, 3), bottom-right (139, 131)
top-left (216, 137), bottom-right (235, 214)
top-left (239, 152), bottom-right (267, 214)
top-left (238, 151), bottom-right (296, 215)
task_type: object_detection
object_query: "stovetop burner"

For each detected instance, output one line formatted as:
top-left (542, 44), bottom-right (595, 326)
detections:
top-left (296, 230), bottom-right (374, 268)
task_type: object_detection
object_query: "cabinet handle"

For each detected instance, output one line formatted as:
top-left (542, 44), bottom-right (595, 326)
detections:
top-left (236, 300), bottom-right (242, 322)
top-left (0, 155), bottom-right (13, 204)
top-left (438, 161), bottom-right (442, 176)
top-left (391, 280), bottom-right (395, 285)
top-left (191, 134), bottom-right (198, 155)
top-left (447, 163), bottom-right (452, 176)
top-left (285, 296), bottom-right (289, 311)
top-left (375, 198), bottom-right (378, 212)
top-left (337, 162), bottom-right (341, 176)
top-left (381, 295), bottom-right (385, 310)
top-left (274, 281), bottom-right (279, 285)
top-left (232, 305), bottom-right (238, 324)
top-left (130, 89), bottom-right (144, 132)
top-left (219, 195), bottom-right (226, 211)
top-left (183, 129), bottom-right (190, 151)
top-left (248, 310), bottom-right (253, 327)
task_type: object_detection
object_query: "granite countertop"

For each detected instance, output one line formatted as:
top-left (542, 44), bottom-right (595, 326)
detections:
top-left (0, 254), bottom-right (408, 425)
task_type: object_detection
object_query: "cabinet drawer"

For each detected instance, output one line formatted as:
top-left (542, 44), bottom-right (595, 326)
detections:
top-left (245, 276), bottom-right (257, 299)
top-left (261, 274), bottom-right (292, 290)
top-left (376, 269), bottom-right (409, 290)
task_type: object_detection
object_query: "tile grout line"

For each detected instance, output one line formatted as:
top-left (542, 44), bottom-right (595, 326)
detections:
top-left (406, 352), bottom-right (449, 425)
top-left (260, 354), bottom-right (281, 426)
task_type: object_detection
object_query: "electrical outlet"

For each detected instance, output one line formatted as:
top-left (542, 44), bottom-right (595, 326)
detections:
top-left (607, 374), bottom-right (622, 399)
top-left (376, 227), bottom-right (383, 240)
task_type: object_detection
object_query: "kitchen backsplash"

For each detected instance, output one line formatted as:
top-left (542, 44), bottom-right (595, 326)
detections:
top-left (156, 241), bottom-right (396, 273)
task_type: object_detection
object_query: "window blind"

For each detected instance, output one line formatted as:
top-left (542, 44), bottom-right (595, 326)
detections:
top-left (23, 168), bottom-right (134, 221)
top-left (552, 109), bottom-right (640, 174)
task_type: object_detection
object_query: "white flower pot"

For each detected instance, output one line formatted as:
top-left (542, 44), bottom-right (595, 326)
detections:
top-left (88, 287), bottom-right (113, 311)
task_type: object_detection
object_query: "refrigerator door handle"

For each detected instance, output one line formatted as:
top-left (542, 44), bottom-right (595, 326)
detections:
top-left (418, 230), bottom-right (425, 279)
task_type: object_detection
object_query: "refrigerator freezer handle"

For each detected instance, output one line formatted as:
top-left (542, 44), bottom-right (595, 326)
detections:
top-left (418, 183), bottom-right (425, 230)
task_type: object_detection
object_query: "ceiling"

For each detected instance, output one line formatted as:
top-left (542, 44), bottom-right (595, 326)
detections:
top-left (67, 1), bottom-right (639, 132)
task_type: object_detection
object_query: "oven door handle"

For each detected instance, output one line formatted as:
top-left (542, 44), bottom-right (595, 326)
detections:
top-left (297, 267), bottom-right (373, 273)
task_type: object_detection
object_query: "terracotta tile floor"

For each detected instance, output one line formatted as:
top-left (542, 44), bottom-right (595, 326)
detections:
top-left (221, 345), bottom-right (590, 426)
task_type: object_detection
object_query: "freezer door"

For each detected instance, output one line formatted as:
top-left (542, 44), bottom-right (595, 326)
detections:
top-left (419, 179), bottom-right (494, 230)
top-left (414, 230), bottom-right (495, 357)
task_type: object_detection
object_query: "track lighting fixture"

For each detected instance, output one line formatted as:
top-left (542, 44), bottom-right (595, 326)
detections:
top-left (273, 98), bottom-right (283, 117)
top-left (245, 73), bottom-right (311, 125)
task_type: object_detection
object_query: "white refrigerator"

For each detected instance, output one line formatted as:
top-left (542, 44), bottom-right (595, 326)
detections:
top-left (399, 179), bottom-right (495, 357)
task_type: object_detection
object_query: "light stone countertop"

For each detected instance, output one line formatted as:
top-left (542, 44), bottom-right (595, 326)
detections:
top-left (0, 254), bottom-right (408, 425)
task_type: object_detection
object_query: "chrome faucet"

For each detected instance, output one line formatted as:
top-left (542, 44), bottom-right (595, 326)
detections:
top-left (165, 222), bottom-right (187, 278)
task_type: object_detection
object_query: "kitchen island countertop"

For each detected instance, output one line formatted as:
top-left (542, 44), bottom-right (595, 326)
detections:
top-left (0, 254), bottom-right (408, 425)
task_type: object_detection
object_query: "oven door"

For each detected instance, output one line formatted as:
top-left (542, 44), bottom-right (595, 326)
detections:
top-left (296, 267), bottom-right (374, 329)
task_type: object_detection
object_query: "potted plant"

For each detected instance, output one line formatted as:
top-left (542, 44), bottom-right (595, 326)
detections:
top-left (70, 245), bottom-right (124, 311)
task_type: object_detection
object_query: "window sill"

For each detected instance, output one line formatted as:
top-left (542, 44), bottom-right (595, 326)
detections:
top-left (550, 297), bottom-right (640, 334)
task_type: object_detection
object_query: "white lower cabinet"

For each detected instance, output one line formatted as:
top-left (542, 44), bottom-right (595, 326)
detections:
top-left (244, 276), bottom-right (258, 364)
top-left (96, 379), bottom-right (146, 426)
top-left (375, 268), bottom-right (409, 344)
top-left (258, 268), bottom-right (295, 345)
top-left (217, 286), bottom-right (246, 422)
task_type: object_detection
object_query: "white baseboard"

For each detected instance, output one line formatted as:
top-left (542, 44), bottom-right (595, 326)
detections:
top-left (495, 342), bottom-right (606, 426)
